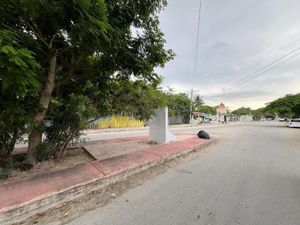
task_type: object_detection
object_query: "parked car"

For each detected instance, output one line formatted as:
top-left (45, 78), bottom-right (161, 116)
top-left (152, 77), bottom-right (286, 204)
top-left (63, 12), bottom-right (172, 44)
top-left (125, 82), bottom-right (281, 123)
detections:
top-left (288, 119), bottom-right (300, 128)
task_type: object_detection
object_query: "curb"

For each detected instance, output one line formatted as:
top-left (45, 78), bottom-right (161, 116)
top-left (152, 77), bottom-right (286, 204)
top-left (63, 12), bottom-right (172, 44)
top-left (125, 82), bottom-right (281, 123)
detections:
top-left (0, 138), bottom-right (212, 225)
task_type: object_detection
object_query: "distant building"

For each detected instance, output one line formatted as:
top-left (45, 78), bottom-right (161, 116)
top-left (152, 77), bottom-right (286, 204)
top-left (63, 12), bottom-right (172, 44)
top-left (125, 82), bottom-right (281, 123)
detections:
top-left (191, 112), bottom-right (213, 125)
top-left (216, 103), bottom-right (226, 115)
top-left (216, 103), bottom-right (226, 122)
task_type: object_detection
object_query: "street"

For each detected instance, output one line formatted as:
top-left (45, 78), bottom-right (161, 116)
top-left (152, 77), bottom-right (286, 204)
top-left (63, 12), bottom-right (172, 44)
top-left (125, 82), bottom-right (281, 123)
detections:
top-left (15, 123), bottom-right (240, 148)
top-left (67, 122), bottom-right (300, 225)
top-left (82, 122), bottom-right (243, 142)
top-left (3, 1), bottom-right (300, 225)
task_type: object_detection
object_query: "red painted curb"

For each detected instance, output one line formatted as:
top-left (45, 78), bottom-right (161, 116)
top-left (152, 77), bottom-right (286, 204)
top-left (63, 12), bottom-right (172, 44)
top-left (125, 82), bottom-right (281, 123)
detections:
top-left (1, 134), bottom-right (210, 219)
top-left (0, 163), bottom-right (104, 212)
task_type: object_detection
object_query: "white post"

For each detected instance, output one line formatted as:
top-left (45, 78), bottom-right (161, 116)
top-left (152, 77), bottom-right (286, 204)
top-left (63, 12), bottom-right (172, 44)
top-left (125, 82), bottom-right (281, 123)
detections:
top-left (149, 107), bottom-right (176, 144)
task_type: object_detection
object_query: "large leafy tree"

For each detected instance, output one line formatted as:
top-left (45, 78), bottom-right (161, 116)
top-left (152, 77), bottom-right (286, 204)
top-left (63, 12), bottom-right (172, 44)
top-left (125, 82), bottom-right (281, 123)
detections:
top-left (198, 105), bottom-right (216, 115)
top-left (252, 93), bottom-right (300, 120)
top-left (264, 94), bottom-right (300, 118)
top-left (192, 95), bottom-right (204, 112)
top-left (167, 92), bottom-right (191, 123)
top-left (1, 0), bottom-right (173, 166)
top-left (232, 107), bottom-right (251, 116)
top-left (0, 29), bottom-right (40, 165)
top-left (108, 78), bottom-right (166, 120)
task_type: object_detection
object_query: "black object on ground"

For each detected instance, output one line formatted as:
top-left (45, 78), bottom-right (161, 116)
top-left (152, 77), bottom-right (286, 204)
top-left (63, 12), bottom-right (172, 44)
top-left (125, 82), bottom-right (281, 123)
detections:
top-left (197, 130), bottom-right (210, 139)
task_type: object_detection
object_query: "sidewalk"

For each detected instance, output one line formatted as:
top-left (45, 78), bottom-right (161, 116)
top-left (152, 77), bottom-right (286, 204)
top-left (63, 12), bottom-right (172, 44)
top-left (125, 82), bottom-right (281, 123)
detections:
top-left (0, 133), bottom-right (211, 224)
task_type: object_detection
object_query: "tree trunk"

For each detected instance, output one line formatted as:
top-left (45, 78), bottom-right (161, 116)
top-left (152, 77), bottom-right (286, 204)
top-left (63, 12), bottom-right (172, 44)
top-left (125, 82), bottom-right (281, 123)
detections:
top-left (24, 50), bottom-right (57, 167)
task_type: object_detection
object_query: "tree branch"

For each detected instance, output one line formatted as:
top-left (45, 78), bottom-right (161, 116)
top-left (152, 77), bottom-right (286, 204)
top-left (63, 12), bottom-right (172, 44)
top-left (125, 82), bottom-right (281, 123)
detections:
top-left (28, 23), bottom-right (50, 48)
top-left (49, 29), bottom-right (60, 49)
top-left (55, 54), bottom-right (84, 86)
top-left (58, 45), bottom-right (72, 55)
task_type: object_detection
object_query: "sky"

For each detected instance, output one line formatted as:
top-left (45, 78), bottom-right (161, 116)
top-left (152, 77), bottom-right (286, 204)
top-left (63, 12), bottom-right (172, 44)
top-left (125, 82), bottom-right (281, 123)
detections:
top-left (156, 0), bottom-right (300, 110)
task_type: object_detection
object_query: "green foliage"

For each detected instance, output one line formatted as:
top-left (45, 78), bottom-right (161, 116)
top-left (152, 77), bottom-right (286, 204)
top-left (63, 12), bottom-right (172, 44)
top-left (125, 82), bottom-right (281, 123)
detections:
top-left (252, 93), bottom-right (300, 120)
top-left (1, 0), bottom-right (174, 165)
top-left (42, 94), bottom-right (97, 159)
top-left (232, 107), bottom-right (251, 116)
top-left (167, 92), bottom-right (191, 123)
top-left (36, 142), bottom-right (51, 161)
top-left (0, 30), bottom-right (40, 96)
top-left (0, 91), bottom-right (37, 165)
top-left (0, 28), bottom-right (41, 166)
top-left (0, 167), bottom-right (9, 180)
top-left (198, 105), bottom-right (216, 115)
top-left (192, 95), bottom-right (204, 112)
top-left (108, 78), bottom-right (166, 120)
top-left (264, 94), bottom-right (300, 118)
top-left (251, 107), bottom-right (265, 121)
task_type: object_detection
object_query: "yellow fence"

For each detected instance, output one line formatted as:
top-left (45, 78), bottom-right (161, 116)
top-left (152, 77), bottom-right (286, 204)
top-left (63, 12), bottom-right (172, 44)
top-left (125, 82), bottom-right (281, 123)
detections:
top-left (95, 116), bottom-right (144, 129)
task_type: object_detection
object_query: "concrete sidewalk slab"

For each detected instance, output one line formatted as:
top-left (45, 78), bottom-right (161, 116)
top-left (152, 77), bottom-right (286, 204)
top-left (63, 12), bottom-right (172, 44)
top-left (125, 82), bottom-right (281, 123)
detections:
top-left (0, 134), bottom-right (210, 224)
top-left (146, 137), bottom-right (205, 158)
top-left (83, 139), bottom-right (153, 160)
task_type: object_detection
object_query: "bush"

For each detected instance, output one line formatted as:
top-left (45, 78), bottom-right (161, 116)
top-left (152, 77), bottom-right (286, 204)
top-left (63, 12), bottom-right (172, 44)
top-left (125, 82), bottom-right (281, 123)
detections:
top-left (41, 94), bottom-right (96, 159)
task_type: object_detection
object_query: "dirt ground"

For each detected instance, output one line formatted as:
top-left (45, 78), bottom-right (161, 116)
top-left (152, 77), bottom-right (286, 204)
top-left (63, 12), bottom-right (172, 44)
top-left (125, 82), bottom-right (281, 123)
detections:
top-left (4, 148), bottom-right (93, 183)
top-left (3, 140), bottom-right (158, 183)
top-left (83, 141), bottom-right (157, 160)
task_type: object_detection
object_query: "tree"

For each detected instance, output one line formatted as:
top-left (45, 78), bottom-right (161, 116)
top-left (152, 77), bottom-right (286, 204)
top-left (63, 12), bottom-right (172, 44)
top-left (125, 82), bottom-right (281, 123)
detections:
top-left (198, 105), bottom-right (216, 115)
top-left (264, 94), bottom-right (300, 118)
top-left (251, 93), bottom-right (300, 120)
top-left (0, 29), bottom-right (40, 165)
top-left (252, 107), bottom-right (265, 121)
top-left (232, 107), bottom-right (251, 116)
top-left (167, 92), bottom-right (191, 123)
top-left (108, 78), bottom-right (167, 120)
top-left (1, 0), bottom-right (173, 166)
top-left (192, 95), bottom-right (204, 112)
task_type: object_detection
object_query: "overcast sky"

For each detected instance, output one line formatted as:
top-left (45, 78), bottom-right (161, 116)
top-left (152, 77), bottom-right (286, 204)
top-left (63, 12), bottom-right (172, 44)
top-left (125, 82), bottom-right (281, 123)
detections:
top-left (156, 0), bottom-right (300, 110)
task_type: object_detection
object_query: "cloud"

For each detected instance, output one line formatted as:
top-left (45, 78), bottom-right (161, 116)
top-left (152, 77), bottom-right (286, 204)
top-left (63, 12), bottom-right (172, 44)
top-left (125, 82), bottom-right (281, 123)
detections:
top-left (156, 0), bottom-right (300, 109)
top-left (206, 90), bottom-right (272, 100)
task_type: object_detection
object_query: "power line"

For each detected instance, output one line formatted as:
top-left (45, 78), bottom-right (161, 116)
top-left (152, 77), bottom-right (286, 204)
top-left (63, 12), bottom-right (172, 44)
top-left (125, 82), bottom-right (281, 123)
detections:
top-left (215, 38), bottom-right (300, 94)
top-left (207, 44), bottom-right (300, 106)
top-left (191, 0), bottom-right (203, 90)
top-left (225, 46), bottom-right (300, 92)
top-left (190, 0), bottom-right (203, 121)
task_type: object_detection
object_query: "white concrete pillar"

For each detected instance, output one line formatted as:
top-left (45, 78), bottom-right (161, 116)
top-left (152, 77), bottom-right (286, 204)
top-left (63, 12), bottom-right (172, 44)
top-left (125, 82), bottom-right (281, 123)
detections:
top-left (149, 107), bottom-right (176, 144)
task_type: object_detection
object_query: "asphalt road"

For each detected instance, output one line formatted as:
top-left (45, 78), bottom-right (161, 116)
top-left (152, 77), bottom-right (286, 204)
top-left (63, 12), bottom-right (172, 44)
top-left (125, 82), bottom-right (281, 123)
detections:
top-left (69, 122), bottom-right (300, 225)
top-left (81, 122), bottom-right (243, 142)
top-left (16, 122), bottom-right (234, 148)
top-left (16, 122), bottom-right (227, 148)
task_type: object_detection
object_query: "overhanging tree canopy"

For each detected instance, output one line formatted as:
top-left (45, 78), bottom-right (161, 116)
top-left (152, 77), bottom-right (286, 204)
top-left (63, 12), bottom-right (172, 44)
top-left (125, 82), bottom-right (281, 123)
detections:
top-left (0, 0), bottom-right (174, 166)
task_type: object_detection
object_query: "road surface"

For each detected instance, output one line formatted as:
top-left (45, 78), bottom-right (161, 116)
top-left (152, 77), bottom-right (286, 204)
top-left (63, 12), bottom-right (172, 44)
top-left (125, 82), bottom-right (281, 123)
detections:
top-left (81, 122), bottom-right (243, 141)
top-left (68, 122), bottom-right (300, 225)
top-left (15, 122), bottom-right (240, 148)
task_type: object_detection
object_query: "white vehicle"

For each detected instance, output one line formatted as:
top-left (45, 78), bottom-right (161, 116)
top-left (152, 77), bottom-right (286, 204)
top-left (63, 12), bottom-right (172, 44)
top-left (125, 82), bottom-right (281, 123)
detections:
top-left (288, 119), bottom-right (300, 128)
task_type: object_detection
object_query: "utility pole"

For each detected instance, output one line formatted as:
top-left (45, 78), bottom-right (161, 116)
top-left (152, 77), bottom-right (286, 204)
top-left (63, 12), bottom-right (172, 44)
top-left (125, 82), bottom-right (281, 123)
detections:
top-left (190, 89), bottom-right (194, 124)
top-left (223, 86), bottom-right (225, 104)
top-left (190, 0), bottom-right (202, 124)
